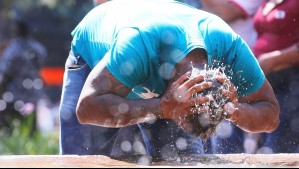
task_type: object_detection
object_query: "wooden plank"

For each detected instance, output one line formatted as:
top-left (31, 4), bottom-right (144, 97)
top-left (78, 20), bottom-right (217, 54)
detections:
top-left (152, 154), bottom-right (299, 168)
top-left (0, 154), bottom-right (298, 168)
top-left (0, 155), bottom-right (142, 168)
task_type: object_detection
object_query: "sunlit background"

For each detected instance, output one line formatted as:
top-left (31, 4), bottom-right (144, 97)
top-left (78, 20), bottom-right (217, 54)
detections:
top-left (0, 0), bottom-right (94, 155)
top-left (0, 0), bottom-right (298, 157)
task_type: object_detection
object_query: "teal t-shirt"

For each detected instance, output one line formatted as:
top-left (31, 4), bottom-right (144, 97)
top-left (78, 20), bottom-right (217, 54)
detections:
top-left (71, 0), bottom-right (265, 98)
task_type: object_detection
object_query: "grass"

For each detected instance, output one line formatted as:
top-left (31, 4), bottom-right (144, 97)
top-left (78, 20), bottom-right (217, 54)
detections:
top-left (0, 113), bottom-right (59, 155)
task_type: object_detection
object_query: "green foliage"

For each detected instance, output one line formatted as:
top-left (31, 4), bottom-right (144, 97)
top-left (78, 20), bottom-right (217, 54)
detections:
top-left (0, 113), bottom-right (59, 155)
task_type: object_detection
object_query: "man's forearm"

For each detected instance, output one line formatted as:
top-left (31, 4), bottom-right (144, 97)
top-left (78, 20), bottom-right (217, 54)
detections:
top-left (273, 44), bottom-right (299, 67)
top-left (230, 102), bottom-right (279, 133)
top-left (258, 43), bottom-right (299, 74)
top-left (76, 94), bottom-right (163, 128)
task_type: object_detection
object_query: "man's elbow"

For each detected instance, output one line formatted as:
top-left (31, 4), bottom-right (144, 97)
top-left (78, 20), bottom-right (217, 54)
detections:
top-left (267, 102), bottom-right (280, 133)
top-left (76, 97), bottom-right (92, 125)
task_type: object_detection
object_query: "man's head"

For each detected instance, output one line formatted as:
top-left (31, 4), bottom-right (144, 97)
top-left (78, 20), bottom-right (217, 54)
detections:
top-left (172, 48), bottom-right (230, 141)
top-left (187, 67), bottom-right (229, 141)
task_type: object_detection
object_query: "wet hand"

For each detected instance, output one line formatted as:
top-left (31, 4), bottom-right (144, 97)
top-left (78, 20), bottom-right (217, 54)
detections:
top-left (216, 74), bottom-right (239, 121)
top-left (160, 71), bottom-right (212, 121)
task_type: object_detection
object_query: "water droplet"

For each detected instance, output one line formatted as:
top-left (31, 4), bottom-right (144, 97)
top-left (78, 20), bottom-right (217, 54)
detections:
top-left (118, 103), bottom-right (129, 114)
top-left (120, 61), bottom-right (134, 76)
top-left (2, 92), bottom-right (14, 102)
top-left (244, 137), bottom-right (258, 154)
top-left (133, 141), bottom-right (146, 154)
top-left (14, 100), bottom-right (24, 111)
top-left (33, 78), bottom-right (44, 90)
top-left (121, 140), bottom-right (132, 152)
top-left (159, 62), bottom-right (175, 80)
top-left (138, 156), bottom-right (151, 166)
top-left (0, 100), bottom-right (7, 111)
top-left (175, 137), bottom-right (188, 150)
top-left (161, 30), bottom-right (175, 45)
top-left (215, 121), bottom-right (233, 139)
top-left (23, 78), bottom-right (33, 89)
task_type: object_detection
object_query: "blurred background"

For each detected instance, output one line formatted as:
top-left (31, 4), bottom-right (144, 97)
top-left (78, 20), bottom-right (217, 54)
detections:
top-left (0, 0), bottom-right (94, 155)
top-left (1, 0), bottom-right (298, 156)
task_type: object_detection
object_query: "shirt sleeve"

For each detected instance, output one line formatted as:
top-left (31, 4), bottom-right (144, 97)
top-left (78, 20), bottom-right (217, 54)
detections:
top-left (203, 15), bottom-right (265, 96)
top-left (228, 36), bottom-right (265, 96)
top-left (104, 28), bottom-right (149, 89)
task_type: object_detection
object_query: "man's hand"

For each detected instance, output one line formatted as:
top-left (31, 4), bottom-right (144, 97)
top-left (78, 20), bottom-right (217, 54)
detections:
top-left (160, 71), bottom-right (212, 132)
top-left (183, 69), bottom-right (237, 141)
top-left (216, 73), bottom-right (239, 122)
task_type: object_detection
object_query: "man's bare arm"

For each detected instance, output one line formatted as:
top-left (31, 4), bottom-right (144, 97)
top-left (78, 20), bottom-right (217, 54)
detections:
top-left (258, 43), bottom-right (299, 75)
top-left (224, 79), bottom-right (280, 133)
top-left (76, 61), bottom-right (162, 127)
top-left (76, 59), bottom-right (211, 128)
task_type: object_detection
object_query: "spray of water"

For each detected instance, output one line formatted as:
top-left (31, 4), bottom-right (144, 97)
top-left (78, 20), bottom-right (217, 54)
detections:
top-left (186, 65), bottom-right (230, 141)
top-left (190, 66), bottom-right (229, 114)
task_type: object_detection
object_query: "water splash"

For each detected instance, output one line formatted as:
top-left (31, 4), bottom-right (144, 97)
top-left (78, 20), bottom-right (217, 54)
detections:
top-left (190, 66), bottom-right (229, 117)
top-left (186, 65), bottom-right (231, 141)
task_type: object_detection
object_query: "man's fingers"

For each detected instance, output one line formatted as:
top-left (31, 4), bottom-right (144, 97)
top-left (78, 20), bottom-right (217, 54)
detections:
top-left (187, 96), bottom-right (210, 108)
top-left (188, 81), bottom-right (212, 97)
top-left (176, 71), bottom-right (192, 85)
top-left (224, 102), bottom-right (238, 120)
top-left (222, 89), bottom-right (234, 101)
top-left (183, 74), bottom-right (205, 89)
top-left (216, 74), bottom-right (231, 87)
top-left (216, 74), bottom-right (238, 103)
top-left (215, 74), bottom-right (225, 83)
top-left (173, 75), bottom-right (210, 102)
top-left (221, 85), bottom-right (238, 104)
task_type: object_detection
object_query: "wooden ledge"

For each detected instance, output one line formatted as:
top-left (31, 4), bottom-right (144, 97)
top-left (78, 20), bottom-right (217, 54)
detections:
top-left (0, 154), bottom-right (298, 168)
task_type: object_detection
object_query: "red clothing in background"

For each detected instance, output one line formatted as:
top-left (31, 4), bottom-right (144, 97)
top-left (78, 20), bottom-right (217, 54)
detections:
top-left (253, 0), bottom-right (299, 57)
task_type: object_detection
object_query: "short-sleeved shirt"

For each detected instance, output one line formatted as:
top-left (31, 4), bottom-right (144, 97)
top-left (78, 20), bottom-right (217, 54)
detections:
top-left (72, 0), bottom-right (265, 98)
top-left (253, 0), bottom-right (299, 56)
top-left (228, 0), bottom-right (262, 48)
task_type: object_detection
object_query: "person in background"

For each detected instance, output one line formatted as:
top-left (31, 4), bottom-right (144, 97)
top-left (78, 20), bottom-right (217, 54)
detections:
top-left (0, 36), bottom-right (9, 57)
top-left (178, 0), bottom-right (202, 9)
top-left (0, 20), bottom-right (47, 135)
top-left (201, 0), bottom-right (261, 49)
top-left (252, 0), bottom-right (299, 154)
top-left (73, 0), bottom-right (279, 161)
top-left (0, 16), bottom-right (10, 57)
top-left (199, 0), bottom-right (263, 154)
